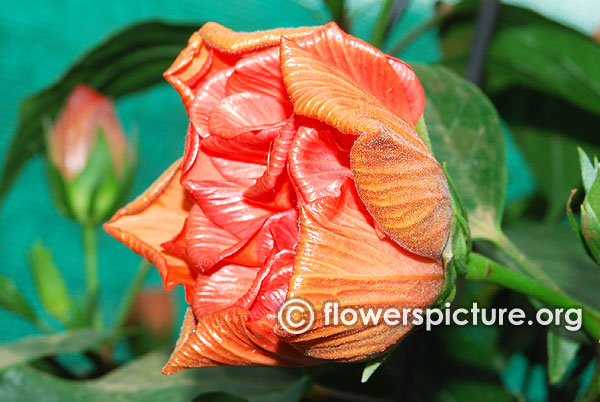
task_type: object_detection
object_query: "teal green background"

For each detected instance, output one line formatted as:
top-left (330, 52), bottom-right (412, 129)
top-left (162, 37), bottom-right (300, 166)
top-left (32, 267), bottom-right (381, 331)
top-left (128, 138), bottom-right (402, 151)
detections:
top-left (1, 0), bottom-right (596, 342)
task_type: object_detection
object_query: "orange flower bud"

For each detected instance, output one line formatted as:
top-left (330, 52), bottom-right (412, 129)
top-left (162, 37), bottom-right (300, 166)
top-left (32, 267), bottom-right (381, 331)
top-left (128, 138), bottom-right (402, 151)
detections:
top-left (105, 22), bottom-right (451, 372)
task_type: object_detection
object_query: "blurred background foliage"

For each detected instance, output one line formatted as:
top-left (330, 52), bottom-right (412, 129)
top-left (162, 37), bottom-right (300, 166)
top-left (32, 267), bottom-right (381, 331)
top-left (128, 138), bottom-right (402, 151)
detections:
top-left (1, 0), bottom-right (600, 401)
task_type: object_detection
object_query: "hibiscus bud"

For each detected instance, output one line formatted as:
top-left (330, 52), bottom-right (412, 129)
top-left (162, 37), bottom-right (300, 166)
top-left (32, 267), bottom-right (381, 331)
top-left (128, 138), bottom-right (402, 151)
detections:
top-left (46, 84), bottom-right (135, 224)
top-left (105, 22), bottom-right (452, 372)
top-left (568, 148), bottom-right (600, 265)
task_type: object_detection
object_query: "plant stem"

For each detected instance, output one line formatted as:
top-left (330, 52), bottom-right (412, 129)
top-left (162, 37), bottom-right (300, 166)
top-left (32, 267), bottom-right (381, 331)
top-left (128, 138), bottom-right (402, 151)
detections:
top-left (489, 230), bottom-right (560, 292)
top-left (112, 259), bottom-right (152, 332)
top-left (465, 0), bottom-right (500, 86)
top-left (388, 3), bottom-right (455, 55)
top-left (371, 0), bottom-right (395, 49)
top-left (82, 223), bottom-right (100, 327)
top-left (466, 253), bottom-right (600, 341)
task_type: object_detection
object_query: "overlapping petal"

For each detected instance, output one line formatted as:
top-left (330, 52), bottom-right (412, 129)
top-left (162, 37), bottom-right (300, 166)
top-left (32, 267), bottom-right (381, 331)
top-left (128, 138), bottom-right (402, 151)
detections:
top-left (280, 26), bottom-right (451, 258)
top-left (277, 181), bottom-right (444, 360)
top-left (104, 160), bottom-right (194, 292)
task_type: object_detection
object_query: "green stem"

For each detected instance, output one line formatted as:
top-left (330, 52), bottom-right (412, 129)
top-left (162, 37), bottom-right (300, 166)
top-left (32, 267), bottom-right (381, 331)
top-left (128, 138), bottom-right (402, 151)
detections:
top-left (82, 223), bottom-right (100, 327)
top-left (112, 259), bottom-right (152, 332)
top-left (466, 253), bottom-right (600, 342)
top-left (489, 230), bottom-right (560, 292)
top-left (388, 3), bottom-right (455, 55)
top-left (371, 0), bottom-right (395, 49)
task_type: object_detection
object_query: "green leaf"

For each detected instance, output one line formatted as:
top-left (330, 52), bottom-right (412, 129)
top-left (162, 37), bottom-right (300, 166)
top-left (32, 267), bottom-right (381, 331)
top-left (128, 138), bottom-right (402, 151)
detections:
top-left (0, 274), bottom-right (37, 323)
top-left (0, 329), bottom-right (110, 371)
top-left (547, 330), bottom-right (579, 385)
top-left (193, 393), bottom-right (248, 402)
top-left (511, 126), bottom-right (599, 221)
top-left (0, 349), bottom-right (309, 402)
top-left (413, 64), bottom-right (506, 240)
top-left (504, 222), bottom-right (600, 309)
top-left (441, 3), bottom-right (600, 117)
top-left (0, 21), bottom-right (199, 203)
top-left (28, 241), bottom-right (73, 326)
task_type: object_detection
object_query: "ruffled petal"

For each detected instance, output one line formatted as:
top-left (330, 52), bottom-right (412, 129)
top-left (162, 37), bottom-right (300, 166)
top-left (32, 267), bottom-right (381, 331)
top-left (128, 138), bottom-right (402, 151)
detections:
top-left (104, 160), bottom-right (194, 292)
top-left (288, 125), bottom-right (352, 204)
top-left (255, 209), bottom-right (299, 265)
top-left (200, 126), bottom-right (276, 165)
top-left (280, 30), bottom-right (451, 259)
top-left (244, 117), bottom-right (297, 200)
top-left (199, 22), bottom-right (316, 54)
top-left (386, 56), bottom-right (425, 124)
top-left (208, 93), bottom-right (291, 140)
top-left (180, 125), bottom-right (226, 186)
top-left (286, 22), bottom-right (414, 124)
top-left (226, 46), bottom-right (288, 103)
top-left (193, 264), bottom-right (258, 318)
top-left (189, 68), bottom-right (234, 137)
top-left (186, 180), bottom-right (273, 239)
top-left (276, 181), bottom-right (444, 361)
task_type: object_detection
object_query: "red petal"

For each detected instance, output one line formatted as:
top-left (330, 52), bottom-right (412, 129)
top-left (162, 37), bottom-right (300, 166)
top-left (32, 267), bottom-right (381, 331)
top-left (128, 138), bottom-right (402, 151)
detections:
top-left (207, 155), bottom-right (266, 186)
top-left (184, 204), bottom-right (241, 272)
top-left (186, 180), bottom-right (273, 240)
top-left (255, 209), bottom-right (299, 265)
top-left (200, 126), bottom-right (276, 165)
top-left (249, 250), bottom-right (294, 320)
top-left (104, 160), bottom-right (195, 292)
top-left (189, 68), bottom-right (234, 137)
top-left (226, 46), bottom-right (288, 103)
top-left (208, 93), bottom-right (291, 140)
top-left (288, 125), bottom-right (352, 204)
top-left (193, 264), bottom-right (258, 318)
top-left (180, 125), bottom-right (226, 186)
top-left (244, 117), bottom-right (297, 200)
top-left (387, 56), bottom-right (425, 124)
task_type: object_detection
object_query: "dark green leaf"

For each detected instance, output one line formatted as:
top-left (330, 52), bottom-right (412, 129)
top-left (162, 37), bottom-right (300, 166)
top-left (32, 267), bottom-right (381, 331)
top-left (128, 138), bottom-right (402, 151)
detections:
top-left (566, 190), bottom-right (585, 250)
top-left (0, 21), bottom-right (199, 203)
top-left (193, 393), bottom-right (248, 402)
top-left (0, 349), bottom-right (309, 402)
top-left (28, 241), bottom-right (73, 326)
top-left (441, 2), bottom-right (600, 117)
top-left (504, 222), bottom-right (600, 309)
top-left (413, 64), bottom-right (506, 240)
top-left (511, 126), bottom-right (599, 221)
top-left (0, 274), bottom-right (37, 323)
top-left (0, 329), bottom-right (110, 371)
top-left (547, 330), bottom-right (579, 385)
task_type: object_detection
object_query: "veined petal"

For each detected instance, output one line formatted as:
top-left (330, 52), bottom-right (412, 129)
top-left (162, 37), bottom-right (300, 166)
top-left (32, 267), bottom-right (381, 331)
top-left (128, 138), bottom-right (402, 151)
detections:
top-left (200, 126), bottom-right (276, 165)
top-left (199, 22), bottom-right (317, 54)
top-left (186, 180), bottom-right (273, 240)
top-left (280, 31), bottom-right (451, 259)
top-left (386, 56), bottom-right (425, 124)
top-left (104, 160), bottom-right (195, 292)
top-left (244, 117), bottom-right (297, 200)
top-left (208, 92), bottom-right (291, 140)
top-left (163, 32), bottom-right (238, 106)
top-left (277, 181), bottom-right (444, 360)
top-left (180, 128), bottom-right (226, 187)
top-left (226, 46), bottom-right (289, 105)
top-left (288, 125), bottom-right (352, 204)
top-left (163, 307), bottom-right (296, 372)
top-left (255, 209), bottom-right (299, 265)
top-left (193, 264), bottom-right (258, 318)
top-left (285, 22), bottom-right (414, 123)
top-left (189, 68), bottom-right (234, 137)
